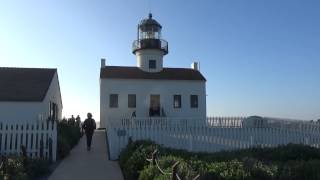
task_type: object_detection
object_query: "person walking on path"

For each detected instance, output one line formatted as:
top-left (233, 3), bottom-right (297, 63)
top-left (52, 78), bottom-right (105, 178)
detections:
top-left (82, 113), bottom-right (96, 151)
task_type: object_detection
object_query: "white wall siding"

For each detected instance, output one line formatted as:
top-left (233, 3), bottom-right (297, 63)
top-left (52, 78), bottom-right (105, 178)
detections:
top-left (100, 79), bottom-right (206, 128)
top-left (0, 102), bottom-right (43, 122)
top-left (136, 49), bottom-right (164, 72)
top-left (43, 72), bottom-right (63, 120)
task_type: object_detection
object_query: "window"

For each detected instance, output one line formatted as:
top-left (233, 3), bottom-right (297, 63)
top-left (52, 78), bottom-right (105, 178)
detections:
top-left (109, 94), bottom-right (118, 108)
top-left (49, 102), bottom-right (58, 120)
top-left (149, 60), bottom-right (156, 69)
top-left (128, 94), bottom-right (136, 108)
top-left (173, 95), bottom-right (181, 108)
top-left (190, 95), bottom-right (198, 108)
top-left (149, 94), bottom-right (160, 116)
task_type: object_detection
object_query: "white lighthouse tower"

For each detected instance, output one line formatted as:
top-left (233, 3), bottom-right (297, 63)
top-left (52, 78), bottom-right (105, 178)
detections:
top-left (132, 13), bottom-right (168, 72)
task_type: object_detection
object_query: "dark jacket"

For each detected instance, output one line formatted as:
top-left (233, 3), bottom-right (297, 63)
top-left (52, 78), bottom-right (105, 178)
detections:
top-left (82, 118), bottom-right (96, 134)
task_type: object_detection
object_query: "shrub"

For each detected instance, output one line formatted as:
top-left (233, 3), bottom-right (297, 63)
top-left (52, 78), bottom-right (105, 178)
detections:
top-left (277, 160), bottom-right (320, 180)
top-left (119, 140), bottom-right (320, 180)
top-left (0, 156), bottom-right (50, 180)
top-left (25, 158), bottom-right (50, 179)
top-left (120, 140), bottom-right (158, 180)
top-left (4, 157), bottom-right (28, 180)
top-left (242, 158), bottom-right (277, 180)
top-left (139, 155), bottom-right (198, 180)
top-left (57, 119), bottom-right (81, 159)
top-left (138, 165), bottom-right (159, 180)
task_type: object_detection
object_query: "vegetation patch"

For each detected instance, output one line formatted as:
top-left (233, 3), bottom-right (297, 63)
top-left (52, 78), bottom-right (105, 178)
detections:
top-left (119, 140), bottom-right (320, 180)
top-left (57, 118), bottom-right (82, 159)
top-left (0, 156), bottom-right (50, 180)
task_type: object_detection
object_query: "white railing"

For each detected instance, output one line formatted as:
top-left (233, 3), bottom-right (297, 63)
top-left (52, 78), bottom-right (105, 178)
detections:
top-left (0, 120), bottom-right (57, 161)
top-left (107, 117), bottom-right (320, 160)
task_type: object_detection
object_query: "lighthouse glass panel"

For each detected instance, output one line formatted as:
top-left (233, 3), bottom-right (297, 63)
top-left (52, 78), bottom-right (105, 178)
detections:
top-left (139, 28), bottom-right (161, 39)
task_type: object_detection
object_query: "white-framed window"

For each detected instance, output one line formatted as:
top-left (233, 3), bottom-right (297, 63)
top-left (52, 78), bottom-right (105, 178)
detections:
top-left (149, 60), bottom-right (156, 69)
top-left (49, 102), bottom-right (58, 120)
top-left (109, 94), bottom-right (118, 108)
top-left (173, 95), bottom-right (181, 108)
top-left (190, 95), bottom-right (198, 108)
top-left (128, 94), bottom-right (136, 108)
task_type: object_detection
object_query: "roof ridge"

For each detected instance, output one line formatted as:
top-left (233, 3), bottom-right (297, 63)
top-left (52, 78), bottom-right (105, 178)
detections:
top-left (103, 66), bottom-right (195, 70)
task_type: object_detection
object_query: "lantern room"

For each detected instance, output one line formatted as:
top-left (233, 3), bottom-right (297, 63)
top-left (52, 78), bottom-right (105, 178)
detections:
top-left (132, 13), bottom-right (168, 55)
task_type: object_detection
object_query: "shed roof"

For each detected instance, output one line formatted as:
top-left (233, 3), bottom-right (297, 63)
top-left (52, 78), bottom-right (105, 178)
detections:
top-left (0, 67), bottom-right (56, 101)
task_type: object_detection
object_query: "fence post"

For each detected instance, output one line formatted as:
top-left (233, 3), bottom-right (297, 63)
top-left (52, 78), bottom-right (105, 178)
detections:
top-left (250, 135), bottom-right (254, 147)
top-left (21, 145), bottom-right (28, 169)
top-left (52, 120), bottom-right (57, 161)
top-left (40, 139), bottom-right (44, 159)
top-left (189, 127), bottom-right (193, 151)
top-left (49, 138), bottom-right (53, 162)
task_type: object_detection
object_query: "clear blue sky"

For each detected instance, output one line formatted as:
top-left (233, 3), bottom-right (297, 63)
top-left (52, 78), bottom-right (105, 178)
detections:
top-left (1, 0), bottom-right (319, 121)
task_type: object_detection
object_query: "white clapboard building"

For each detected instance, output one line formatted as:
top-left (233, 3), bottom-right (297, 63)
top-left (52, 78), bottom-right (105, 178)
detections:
top-left (100, 14), bottom-right (206, 128)
top-left (0, 67), bottom-right (62, 122)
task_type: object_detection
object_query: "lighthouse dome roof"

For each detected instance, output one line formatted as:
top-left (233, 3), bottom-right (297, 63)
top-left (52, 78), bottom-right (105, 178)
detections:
top-left (139, 13), bottom-right (162, 30)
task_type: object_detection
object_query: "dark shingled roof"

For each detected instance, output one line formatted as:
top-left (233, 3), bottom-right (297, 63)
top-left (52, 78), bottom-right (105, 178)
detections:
top-left (100, 66), bottom-right (206, 81)
top-left (0, 67), bottom-right (56, 102)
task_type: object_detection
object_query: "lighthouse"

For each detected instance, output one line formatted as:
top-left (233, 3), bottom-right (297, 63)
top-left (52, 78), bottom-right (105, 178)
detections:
top-left (100, 13), bottom-right (206, 129)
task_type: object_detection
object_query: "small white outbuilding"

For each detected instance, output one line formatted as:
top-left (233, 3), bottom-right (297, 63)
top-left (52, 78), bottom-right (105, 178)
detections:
top-left (0, 67), bottom-right (62, 122)
top-left (100, 14), bottom-right (207, 128)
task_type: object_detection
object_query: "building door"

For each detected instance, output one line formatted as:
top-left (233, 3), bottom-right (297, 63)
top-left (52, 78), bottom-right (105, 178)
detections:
top-left (149, 95), bottom-right (160, 116)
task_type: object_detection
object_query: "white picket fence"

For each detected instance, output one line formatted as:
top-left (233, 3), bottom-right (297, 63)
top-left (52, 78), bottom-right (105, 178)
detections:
top-left (0, 120), bottom-right (57, 161)
top-left (107, 117), bottom-right (320, 160)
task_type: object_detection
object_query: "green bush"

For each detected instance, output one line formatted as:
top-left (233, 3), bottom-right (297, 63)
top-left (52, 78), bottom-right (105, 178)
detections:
top-left (242, 157), bottom-right (277, 180)
top-left (57, 119), bottom-right (81, 159)
top-left (4, 157), bottom-right (28, 180)
top-left (277, 160), bottom-right (320, 180)
top-left (139, 156), bottom-right (197, 180)
top-left (0, 156), bottom-right (50, 180)
top-left (25, 158), bottom-right (50, 179)
top-left (119, 140), bottom-right (320, 180)
top-left (119, 140), bottom-right (158, 180)
top-left (138, 165), bottom-right (159, 180)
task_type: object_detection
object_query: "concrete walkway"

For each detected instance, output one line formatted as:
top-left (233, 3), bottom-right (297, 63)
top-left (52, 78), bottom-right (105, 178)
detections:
top-left (48, 130), bottom-right (123, 180)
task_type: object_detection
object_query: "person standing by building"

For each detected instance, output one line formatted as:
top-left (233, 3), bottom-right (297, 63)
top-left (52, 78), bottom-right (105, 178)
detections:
top-left (82, 113), bottom-right (96, 151)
